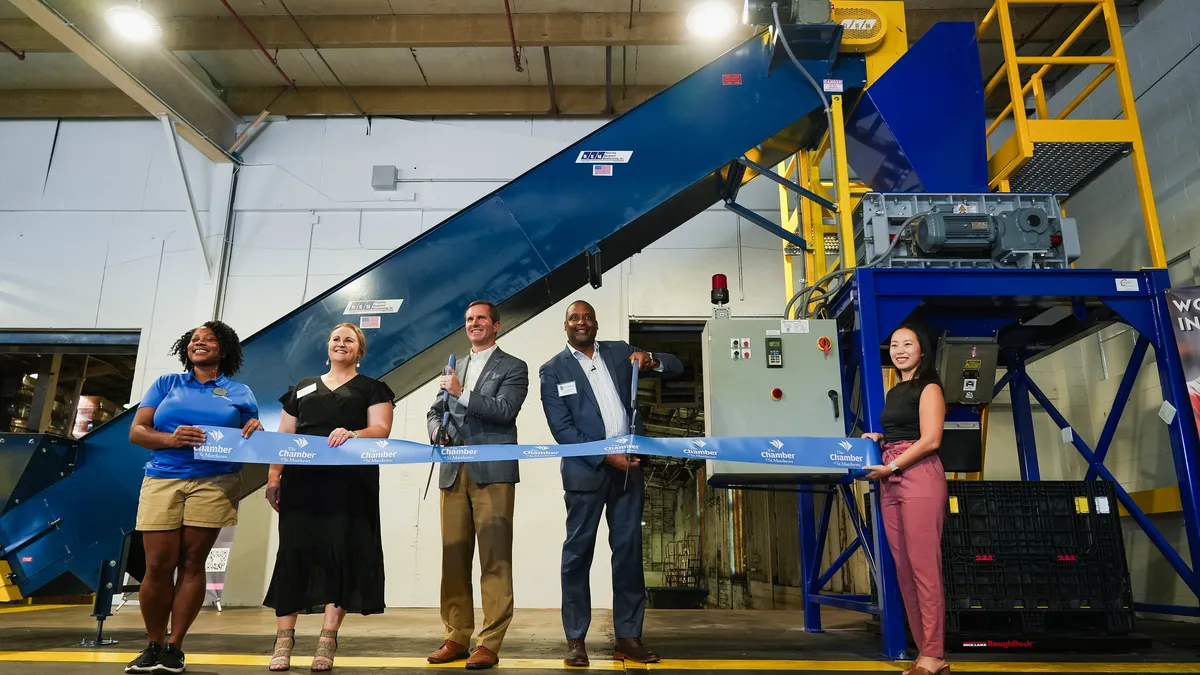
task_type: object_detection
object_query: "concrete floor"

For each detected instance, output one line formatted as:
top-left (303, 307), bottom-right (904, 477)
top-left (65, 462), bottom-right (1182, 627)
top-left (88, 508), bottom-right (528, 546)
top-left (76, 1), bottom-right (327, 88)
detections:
top-left (0, 604), bottom-right (1197, 674)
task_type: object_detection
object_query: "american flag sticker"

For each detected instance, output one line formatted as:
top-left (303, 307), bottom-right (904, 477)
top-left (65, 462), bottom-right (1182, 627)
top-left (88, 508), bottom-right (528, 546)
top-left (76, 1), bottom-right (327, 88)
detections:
top-left (359, 316), bottom-right (381, 329)
top-left (593, 164), bottom-right (613, 177)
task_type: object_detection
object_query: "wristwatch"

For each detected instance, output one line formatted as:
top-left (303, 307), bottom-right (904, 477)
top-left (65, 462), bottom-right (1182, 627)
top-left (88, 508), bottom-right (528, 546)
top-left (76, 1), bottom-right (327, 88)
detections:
top-left (645, 351), bottom-right (658, 367)
top-left (888, 460), bottom-right (902, 476)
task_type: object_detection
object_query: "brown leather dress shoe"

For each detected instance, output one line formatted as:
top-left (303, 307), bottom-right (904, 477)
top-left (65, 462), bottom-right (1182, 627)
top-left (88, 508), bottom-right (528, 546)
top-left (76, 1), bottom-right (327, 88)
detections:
top-left (427, 640), bottom-right (469, 664)
top-left (613, 637), bottom-right (660, 663)
top-left (564, 638), bottom-right (589, 667)
top-left (466, 646), bottom-right (499, 670)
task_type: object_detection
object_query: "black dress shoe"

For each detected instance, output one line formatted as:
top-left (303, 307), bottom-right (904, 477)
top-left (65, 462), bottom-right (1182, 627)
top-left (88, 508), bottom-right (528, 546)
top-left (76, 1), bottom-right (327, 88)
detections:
top-left (614, 637), bottom-right (660, 663)
top-left (564, 638), bottom-right (589, 667)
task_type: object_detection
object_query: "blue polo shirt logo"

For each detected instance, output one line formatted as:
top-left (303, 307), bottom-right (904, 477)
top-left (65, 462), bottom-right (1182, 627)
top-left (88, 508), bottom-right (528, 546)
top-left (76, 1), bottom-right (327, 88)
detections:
top-left (139, 372), bottom-right (259, 479)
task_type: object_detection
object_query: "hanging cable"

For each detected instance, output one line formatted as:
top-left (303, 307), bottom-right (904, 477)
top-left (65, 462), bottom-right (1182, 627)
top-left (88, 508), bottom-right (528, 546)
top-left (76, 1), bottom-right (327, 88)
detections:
top-left (784, 215), bottom-right (920, 320)
top-left (502, 0), bottom-right (525, 72)
top-left (278, 0), bottom-right (368, 117)
top-left (772, 3), bottom-right (842, 266)
top-left (219, 0), bottom-right (294, 89)
top-left (0, 39), bottom-right (25, 60)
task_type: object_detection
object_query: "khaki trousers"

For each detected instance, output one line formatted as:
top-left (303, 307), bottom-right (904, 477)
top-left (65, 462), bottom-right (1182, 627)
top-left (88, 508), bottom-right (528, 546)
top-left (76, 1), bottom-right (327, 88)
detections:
top-left (440, 465), bottom-right (516, 653)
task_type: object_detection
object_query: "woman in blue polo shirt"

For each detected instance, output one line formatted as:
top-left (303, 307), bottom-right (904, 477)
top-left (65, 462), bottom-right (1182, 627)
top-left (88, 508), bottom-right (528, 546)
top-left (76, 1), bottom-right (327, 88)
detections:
top-left (124, 320), bottom-right (262, 675)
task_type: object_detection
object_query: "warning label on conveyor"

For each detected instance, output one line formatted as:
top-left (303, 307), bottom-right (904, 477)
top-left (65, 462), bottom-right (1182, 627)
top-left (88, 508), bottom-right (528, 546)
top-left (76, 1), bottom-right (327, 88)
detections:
top-left (577, 151), bottom-right (633, 164)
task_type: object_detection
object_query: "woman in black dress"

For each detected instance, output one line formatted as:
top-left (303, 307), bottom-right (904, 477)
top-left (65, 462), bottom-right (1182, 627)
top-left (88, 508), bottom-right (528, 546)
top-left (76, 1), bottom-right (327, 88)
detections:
top-left (264, 322), bottom-right (395, 672)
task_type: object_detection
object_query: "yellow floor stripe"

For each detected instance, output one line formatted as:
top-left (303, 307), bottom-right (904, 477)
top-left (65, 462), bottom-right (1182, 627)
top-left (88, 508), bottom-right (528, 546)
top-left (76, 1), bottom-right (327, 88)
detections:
top-left (0, 604), bottom-right (76, 615)
top-left (639, 662), bottom-right (1200, 673)
top-left (0, 652), bottom-right (1196, 672)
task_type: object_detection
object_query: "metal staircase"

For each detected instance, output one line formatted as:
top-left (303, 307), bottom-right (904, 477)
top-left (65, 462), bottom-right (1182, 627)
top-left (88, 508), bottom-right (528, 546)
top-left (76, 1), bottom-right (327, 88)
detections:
top-left (980, 0), bottom-right (1165, 265)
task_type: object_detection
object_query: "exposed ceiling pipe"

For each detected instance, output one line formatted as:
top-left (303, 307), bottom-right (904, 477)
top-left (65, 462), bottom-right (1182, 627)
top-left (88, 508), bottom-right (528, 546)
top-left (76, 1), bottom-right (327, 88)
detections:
top-left (219, 0), bottom-right (295, 89)
top-left (502, 0), bottom-right (524, 72)
top-left (0, 39), bottom-right (25, 60)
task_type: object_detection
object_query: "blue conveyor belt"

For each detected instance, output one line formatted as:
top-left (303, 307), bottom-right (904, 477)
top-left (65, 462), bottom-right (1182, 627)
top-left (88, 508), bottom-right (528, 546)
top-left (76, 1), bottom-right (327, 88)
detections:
top-left (0, 25), bottom-right (866, 602)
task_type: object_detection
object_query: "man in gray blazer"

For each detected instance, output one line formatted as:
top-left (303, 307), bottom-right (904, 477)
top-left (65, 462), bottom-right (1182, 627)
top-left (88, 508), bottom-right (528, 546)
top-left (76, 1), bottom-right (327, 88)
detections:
top-left (426, 300), bottom-right (529, 670)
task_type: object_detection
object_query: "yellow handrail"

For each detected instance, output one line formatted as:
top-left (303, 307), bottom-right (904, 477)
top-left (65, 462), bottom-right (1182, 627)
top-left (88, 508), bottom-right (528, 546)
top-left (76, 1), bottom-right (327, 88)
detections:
top-left (1057, 64), bottom-right (1114, 119)
top-left (980, 0), bottom-right (1165, 268)
top-left (1031, 76), bottom-right (1049, 120)
top-left (977, 4), bottom-right (998, 38)
top-left (986, 2), bottom-right (1104, 135)
top-left (1014, 55), bottom-right (1117, 66)
top-left (996, 0), bottom-right (1031, 159)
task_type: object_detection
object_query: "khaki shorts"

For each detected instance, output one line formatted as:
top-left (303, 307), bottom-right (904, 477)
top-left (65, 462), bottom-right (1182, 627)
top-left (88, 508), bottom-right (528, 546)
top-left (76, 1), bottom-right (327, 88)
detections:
top-left (136, 473), bottom-right (241, 531)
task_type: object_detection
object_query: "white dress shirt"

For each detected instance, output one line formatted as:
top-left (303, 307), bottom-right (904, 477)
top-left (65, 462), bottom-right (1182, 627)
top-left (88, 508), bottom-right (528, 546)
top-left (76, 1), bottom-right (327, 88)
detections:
top-left (455, 343), bottom-right (498, 409)
top-left (568, 344), bottom-right (630, 440)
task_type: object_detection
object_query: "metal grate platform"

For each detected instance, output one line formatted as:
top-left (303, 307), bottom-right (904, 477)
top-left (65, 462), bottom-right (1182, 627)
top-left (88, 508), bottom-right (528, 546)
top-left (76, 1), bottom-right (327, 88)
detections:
top-left (1010, 141), bottom-right (1131, 195)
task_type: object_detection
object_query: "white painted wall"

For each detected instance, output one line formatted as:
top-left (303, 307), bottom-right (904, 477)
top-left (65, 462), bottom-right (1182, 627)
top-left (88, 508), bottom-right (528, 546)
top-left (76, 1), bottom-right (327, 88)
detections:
top-left (0, 115), bottom-right (788, 612)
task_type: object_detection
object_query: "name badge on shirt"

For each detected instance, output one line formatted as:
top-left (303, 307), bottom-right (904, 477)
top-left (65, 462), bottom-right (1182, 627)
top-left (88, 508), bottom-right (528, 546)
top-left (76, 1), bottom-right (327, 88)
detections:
top-left (557, 381), bottom-right (578, 397)
top-left (297, 383), bottom-right (318, 398)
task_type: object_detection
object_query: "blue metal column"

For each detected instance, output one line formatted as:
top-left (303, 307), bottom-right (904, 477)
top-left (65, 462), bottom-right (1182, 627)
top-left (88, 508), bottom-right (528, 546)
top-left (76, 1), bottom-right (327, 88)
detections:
top-left (1145, 271), bottom-right (1200, 599)
top-left (853, 270), bottom-right (908, 660)
top-left (797, 489), bottom-right (823, 631)
top-left (1006, 352), bottom-right (1041, 481)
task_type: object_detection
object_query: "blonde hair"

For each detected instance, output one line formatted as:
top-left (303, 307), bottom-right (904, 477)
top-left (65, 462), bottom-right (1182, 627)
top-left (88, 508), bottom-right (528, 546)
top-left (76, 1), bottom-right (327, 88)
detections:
top-left (330, 322), bottom-right (368, 363)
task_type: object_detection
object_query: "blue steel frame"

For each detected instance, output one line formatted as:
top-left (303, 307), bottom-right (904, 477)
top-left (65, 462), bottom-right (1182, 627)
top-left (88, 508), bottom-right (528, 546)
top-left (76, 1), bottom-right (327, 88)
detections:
top-left (798, 266), bottom-right (1200, 660)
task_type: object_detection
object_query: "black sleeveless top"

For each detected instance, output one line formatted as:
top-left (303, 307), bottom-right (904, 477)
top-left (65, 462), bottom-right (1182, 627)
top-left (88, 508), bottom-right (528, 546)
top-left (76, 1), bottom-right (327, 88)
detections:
top-left (880, 379), bottom-right (937, 442)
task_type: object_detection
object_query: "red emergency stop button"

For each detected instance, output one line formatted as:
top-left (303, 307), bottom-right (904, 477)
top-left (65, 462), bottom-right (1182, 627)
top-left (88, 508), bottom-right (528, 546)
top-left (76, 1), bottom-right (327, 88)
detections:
top-left (770, 388), bottom-right (784, 401)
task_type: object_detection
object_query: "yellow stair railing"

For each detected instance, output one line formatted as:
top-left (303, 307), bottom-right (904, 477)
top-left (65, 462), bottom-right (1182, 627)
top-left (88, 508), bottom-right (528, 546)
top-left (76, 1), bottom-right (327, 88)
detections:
top-left (979, 0), bottom-right (1165, 267)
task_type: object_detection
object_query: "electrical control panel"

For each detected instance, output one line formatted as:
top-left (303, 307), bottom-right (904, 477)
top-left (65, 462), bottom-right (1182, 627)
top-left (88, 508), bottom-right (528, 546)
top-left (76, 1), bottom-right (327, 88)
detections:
top-left (765, 336), bottom-right (783, 368)
top-left (936, 337), bottom-right (1000, 406)
top-left (702, 317), bottom-right (847, 486)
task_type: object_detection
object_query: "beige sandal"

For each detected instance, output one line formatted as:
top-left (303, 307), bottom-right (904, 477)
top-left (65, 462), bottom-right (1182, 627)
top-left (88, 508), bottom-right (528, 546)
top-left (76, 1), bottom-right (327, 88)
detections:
top-left (311, 629), bottom-right (338, 672)
top-left (269, 629), bottom-right (295, 672)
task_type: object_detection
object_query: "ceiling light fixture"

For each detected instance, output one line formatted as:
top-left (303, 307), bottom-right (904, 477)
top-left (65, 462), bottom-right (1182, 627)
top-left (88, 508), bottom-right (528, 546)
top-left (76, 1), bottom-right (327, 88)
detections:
top-left (105, 3), bottom-right (163, 43)
top-left (686, 1), bottom-right (739, 39)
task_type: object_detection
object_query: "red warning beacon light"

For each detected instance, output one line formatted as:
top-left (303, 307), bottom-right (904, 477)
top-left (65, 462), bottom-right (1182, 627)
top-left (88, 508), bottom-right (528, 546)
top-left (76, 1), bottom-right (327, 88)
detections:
top-left (712, 274), bottom-right (730, 306)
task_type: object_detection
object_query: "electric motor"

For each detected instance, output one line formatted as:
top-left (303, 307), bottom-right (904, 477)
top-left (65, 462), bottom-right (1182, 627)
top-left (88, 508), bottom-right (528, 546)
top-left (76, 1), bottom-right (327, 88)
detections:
top-left (910, 211), bottom-right (998, 257)
top-left (853, 193), bottom-right (1081, 270)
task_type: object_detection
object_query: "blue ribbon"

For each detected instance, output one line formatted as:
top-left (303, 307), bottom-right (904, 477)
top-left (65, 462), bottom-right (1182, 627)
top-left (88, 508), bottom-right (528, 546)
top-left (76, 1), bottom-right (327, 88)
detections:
top-left (194, 426), bottom-right (880, 473)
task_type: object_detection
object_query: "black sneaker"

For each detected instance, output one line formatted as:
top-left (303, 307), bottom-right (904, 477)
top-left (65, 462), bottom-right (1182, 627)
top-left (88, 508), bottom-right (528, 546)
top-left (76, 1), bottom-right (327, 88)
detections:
top-left (124, 643), bottom-right (160, 674)
top-left (154, 643), bottom-right (186, 674)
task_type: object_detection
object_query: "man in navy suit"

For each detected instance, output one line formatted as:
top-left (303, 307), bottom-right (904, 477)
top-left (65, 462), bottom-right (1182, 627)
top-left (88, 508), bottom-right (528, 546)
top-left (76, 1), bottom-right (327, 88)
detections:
top-left (539, 300), bottom-right (683, 667)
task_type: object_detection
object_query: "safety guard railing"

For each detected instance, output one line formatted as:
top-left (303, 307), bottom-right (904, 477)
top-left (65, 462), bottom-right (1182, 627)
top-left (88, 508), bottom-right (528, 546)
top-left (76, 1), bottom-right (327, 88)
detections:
top-left (978, 0), bottom-right (1165, 267)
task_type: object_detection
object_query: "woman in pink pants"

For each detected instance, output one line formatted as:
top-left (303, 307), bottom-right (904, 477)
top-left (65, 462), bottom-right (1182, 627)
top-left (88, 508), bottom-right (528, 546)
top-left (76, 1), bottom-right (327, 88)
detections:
top-left (862, 324), bottom-right (948, 675)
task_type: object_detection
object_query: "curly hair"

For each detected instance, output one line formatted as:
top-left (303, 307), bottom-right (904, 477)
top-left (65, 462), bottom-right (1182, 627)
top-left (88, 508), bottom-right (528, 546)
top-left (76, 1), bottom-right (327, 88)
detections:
top-left (169, 320), bottom-right (245, 377)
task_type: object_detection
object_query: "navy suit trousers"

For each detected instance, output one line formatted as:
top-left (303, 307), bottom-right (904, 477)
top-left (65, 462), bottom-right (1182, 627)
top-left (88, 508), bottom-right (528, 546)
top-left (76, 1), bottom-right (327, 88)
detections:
top-left (560, 464), bottom-right (646, 640)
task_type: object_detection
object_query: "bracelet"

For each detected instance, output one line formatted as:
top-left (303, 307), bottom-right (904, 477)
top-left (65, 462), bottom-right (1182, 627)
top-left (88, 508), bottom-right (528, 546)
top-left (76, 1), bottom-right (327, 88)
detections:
top-left (350, 430), bottom-right (359, 438)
